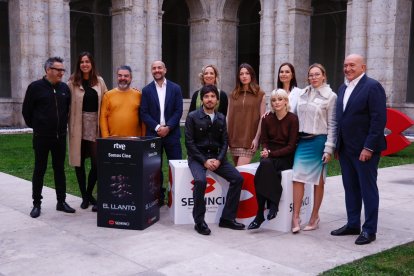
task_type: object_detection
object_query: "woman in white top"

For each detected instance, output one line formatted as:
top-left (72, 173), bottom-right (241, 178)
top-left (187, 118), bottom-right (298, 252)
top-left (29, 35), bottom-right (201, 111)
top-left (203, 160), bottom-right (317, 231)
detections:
top-left (277, 62), bottom-right (301, 114)
top-left (291, 63), bottom-right (337, 233)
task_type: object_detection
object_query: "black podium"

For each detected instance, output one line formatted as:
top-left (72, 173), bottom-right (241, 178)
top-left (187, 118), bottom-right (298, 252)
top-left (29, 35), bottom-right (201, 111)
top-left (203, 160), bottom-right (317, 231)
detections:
top-left (97, 136), bottom-right (161, 230)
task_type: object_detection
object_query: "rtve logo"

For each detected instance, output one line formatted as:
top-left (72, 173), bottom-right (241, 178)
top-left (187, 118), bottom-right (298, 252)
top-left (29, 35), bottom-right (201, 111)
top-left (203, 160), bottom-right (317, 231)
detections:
top-left (113, 143), bottom-right (126, 150)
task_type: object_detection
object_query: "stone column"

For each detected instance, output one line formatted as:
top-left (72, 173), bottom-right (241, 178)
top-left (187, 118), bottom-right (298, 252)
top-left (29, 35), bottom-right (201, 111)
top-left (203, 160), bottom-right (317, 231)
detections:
top-left (388, 0), bottom-right (411, 105)
top-left (274, 0), bottom-right (289, 88)
top-left (367, 0), bottom-right (411, 106)
top-left (48, 0), bottom-right (70, 62)
top-left (188, 16), bottom-right (209, 95)
top-left (218, 0), bottom-right (239, 97)
top-left (345, 0), bottom-right (368, 56)
top-left (367, 0), bottom-right (392, 100)
top-left (188, 3), bottom-right (230, 96)
top-left (145, 0), bottom-right (161, 84)
top-left (29, 0), bottom-right (49, 82)
top-left (111, 0), bottom-right (146, 88)
top-left (216, 18), bottom-right (237, 96)
top-left (258, 0), bottom-right (275, 94)
top-left (9, 1), bottom-right (48, 96)
top-left (367, 0), bottom-right (414, 126)
top-left (288, 0), bottom-right (312, 88)
top-left (9, 0), bottom-right (49, 126)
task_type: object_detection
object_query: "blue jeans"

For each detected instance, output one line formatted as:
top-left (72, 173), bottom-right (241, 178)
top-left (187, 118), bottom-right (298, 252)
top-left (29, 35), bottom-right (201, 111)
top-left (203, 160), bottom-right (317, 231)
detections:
top-left (188, 158), bottom-right (243, 224)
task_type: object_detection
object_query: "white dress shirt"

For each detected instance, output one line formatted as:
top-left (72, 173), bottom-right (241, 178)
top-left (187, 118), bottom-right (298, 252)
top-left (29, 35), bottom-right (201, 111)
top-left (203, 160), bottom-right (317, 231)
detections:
top-left (155, 78), bottom-right (167, 131)
top-left (343, 73), bottom-right (365, 111)
top-left (289, 86), bottom-right (301, 114)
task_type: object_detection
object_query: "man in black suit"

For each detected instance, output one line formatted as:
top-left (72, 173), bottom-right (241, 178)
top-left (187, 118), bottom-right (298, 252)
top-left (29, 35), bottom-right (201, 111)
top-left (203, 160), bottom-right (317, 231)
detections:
top-left (331, 54), bottom-right (387, 245)
top-left (185, 85), bottom-right (245, 235)
top-left (140, 61), bottom-right (183, 205)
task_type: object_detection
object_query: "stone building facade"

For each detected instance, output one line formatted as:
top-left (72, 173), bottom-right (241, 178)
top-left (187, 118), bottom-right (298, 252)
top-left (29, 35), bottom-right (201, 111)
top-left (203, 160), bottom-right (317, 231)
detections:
top-left (0, 0), bottom-right (413, 131)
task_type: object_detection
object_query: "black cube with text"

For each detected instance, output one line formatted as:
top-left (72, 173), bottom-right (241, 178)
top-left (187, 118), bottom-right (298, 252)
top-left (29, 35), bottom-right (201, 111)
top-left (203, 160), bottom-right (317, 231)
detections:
top-left (97, 136), bottom-right (161, 230)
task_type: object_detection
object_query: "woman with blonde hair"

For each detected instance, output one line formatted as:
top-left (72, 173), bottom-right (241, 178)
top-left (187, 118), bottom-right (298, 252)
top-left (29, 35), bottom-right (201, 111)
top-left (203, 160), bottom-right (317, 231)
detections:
top-left (291, 63), bottom-right (337, 233)
top-left (188, 64), bottom-right (228, 116)
top-left (248, 89), bottom-right (299, 230)
top-left (227, 63), bottom-right (266, 166)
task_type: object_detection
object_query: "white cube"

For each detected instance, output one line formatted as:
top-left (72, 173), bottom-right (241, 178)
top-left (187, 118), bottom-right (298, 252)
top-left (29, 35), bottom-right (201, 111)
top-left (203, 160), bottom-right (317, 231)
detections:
top-left (236, 163), bottom-right (313, 232)
top-left (168, 160), bottom-right (314, 232)
top-left (168, 160), bottom-right (229, 224)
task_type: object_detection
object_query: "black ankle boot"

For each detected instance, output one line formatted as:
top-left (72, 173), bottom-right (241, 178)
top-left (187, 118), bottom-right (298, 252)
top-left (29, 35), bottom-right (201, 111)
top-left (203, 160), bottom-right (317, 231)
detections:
top-left (89, 195), bottom-right (97, 205)
top-left (80, 198), bottom-right (89, 209)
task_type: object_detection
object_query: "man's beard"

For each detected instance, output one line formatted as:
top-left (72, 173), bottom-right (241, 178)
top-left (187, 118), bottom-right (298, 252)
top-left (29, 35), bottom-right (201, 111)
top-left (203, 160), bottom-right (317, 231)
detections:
top-left (118, 81), bottom-right (130, 90)
top-left (203, 102), bottom-right (216, 111)
top-left (152, 73), bottom-right (164, 81)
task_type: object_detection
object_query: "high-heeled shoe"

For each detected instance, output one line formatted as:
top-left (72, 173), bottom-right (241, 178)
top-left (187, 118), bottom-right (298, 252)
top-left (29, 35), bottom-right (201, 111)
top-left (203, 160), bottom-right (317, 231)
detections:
top-left (292, 218), bottom-right (301, 234)
top-left (303, 217), bottom-right (320, 231)
top-left (247, 217), bottom-right (265, 230)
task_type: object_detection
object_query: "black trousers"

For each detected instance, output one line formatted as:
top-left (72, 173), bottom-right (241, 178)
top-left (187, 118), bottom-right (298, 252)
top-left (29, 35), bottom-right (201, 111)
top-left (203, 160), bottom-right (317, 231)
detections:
top-left (32, 134), bottom-right (67, 205)
top-left (75, 139), bottom-right (97, 201)
top-left (188, 158), bottom-right (243, 224)
top-left (254, 157), bottom-right (293, 219)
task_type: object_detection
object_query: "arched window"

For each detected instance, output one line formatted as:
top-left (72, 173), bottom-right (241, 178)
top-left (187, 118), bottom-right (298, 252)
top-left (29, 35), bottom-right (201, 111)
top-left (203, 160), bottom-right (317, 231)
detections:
top-left (70, 0), bottom-right (112, 87)
top-left (162, 0), bottom-right (190, 98)
top-left (75, 16), bottom-right (95, 57)
top-left (310, 0), bottom-right (347, 91)
top-left (237, 0), bottom-right (260, 81)
top-left (0, 0), bottom-right (11, 97)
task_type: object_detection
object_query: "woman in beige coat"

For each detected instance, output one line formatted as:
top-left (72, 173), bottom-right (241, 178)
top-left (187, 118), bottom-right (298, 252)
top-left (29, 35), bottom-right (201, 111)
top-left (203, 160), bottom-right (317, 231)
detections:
top-left (68, 52), bottom-right (107, 212)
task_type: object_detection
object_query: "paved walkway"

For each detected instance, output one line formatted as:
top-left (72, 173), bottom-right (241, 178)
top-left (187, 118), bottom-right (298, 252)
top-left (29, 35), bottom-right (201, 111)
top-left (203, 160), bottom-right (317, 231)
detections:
top-left (1, 164), bottom-right (413, 275)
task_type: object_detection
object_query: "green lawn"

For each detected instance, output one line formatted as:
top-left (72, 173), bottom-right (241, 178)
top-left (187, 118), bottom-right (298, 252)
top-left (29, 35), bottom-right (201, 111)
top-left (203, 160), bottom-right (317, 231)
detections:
top-left (0, 132), bottom-right (413, 274)
top-left (1, 131), bottom-right (414, 195)
top-left (322, 241), bottom-right (414, 275)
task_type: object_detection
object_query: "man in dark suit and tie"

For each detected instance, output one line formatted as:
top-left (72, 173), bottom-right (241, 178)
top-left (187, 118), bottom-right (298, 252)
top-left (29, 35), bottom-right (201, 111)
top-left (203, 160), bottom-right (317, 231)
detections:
top-left (140, 61), bottom-right (183, 205)
top-left (331, 54), bottom-right (387, 245)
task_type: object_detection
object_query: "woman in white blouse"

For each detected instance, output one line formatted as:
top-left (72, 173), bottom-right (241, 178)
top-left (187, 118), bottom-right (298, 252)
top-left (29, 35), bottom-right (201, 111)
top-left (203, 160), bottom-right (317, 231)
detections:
top-left (276, 62), bottom-right (301, 114)
top-left (291, 63), bottom-right (337, 233)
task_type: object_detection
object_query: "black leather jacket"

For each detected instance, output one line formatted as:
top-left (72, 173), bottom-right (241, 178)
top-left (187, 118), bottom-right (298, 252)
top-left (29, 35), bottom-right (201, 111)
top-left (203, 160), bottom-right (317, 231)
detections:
top-left (185, 107), bottom-right (228, 164)
top-left (22, 77), bottom-right (71, 137)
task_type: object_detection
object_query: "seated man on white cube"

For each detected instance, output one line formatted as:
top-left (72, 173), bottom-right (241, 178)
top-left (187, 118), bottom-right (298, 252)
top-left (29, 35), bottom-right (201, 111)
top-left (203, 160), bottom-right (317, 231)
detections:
top-left (185, 85), bottom-right (245, 235)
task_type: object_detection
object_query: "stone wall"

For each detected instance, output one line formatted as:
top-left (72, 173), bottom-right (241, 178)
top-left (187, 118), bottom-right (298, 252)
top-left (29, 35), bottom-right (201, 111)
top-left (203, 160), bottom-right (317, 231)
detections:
top-left (1, 0), bottom-right (413, 133)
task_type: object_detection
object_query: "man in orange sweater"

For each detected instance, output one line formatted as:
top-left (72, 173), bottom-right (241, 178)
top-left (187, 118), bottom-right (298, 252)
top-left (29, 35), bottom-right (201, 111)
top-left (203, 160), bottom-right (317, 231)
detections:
top-left (100, 65), bottom-right (146, 137)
